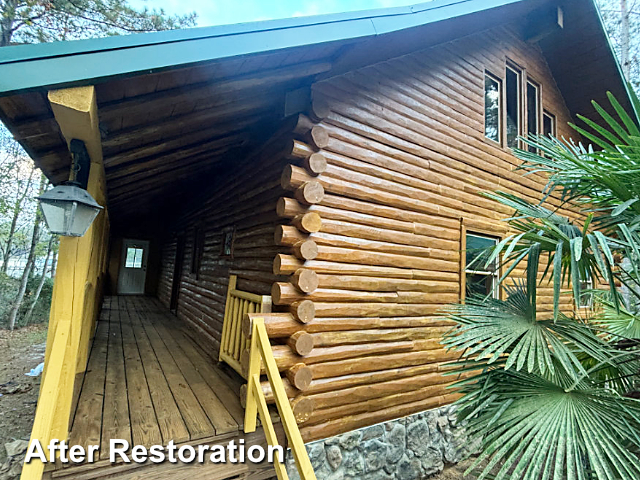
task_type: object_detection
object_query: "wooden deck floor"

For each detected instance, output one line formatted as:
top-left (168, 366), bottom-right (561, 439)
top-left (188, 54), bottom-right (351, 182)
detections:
top-left (49, 296), bottom-right (277, 480)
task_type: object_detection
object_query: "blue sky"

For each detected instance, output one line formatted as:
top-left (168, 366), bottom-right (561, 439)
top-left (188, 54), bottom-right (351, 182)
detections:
top-left (128, 0), bottom-right (420, 27)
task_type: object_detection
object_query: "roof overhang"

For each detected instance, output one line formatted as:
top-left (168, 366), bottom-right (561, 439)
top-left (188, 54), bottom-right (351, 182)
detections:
top-left (0, 0), bottom-right (635, 227)
top-left (0, 0), bottom-right (529, 96)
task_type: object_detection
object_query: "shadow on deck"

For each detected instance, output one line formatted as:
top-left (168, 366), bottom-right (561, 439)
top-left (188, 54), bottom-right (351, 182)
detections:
top-left (48, 296), bottom-right (279, 480)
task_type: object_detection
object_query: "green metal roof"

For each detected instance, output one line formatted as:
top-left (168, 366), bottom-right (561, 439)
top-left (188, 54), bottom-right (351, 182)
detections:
top-left (0, 0), bottom-right (526, 95)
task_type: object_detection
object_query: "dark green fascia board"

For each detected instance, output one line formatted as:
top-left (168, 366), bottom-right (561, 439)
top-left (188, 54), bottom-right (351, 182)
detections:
top-left (0, 0), bottom-right (526, 96)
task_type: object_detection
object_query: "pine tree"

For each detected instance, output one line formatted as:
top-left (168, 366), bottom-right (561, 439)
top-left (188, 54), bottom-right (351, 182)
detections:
top-left (0, 0), bottom-right (197, 46)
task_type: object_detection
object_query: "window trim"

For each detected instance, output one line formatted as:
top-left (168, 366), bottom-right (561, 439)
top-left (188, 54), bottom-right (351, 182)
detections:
top-left (505, 61), bottom-right (523, 149)
top-left (543, 110), bottom-right (556, 138)
top-left (577, 277), bottom-right (595, 309)
top-left (461, 221), bottom-right (503, 302)
top-left (221, 225), bottom-right (236, 258)
top-left (484, 71), bottom-right (503, 145)
top-left (525, 78), bottom-right (541, 151)
top-left (190, 226), bottom-right (205, 278)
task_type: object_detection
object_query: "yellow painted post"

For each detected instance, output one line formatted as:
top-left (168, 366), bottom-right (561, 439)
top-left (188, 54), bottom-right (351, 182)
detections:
top-left (21, 86), bottom-right (109, 480)
top-left (220, 275), bottom-right (238, 362)
top-left (20, 321), bottom-right (71, 480)
top-left (243, 317), bottom-right (261, 433)
top-left (250, 375), bottom-right (289, 480)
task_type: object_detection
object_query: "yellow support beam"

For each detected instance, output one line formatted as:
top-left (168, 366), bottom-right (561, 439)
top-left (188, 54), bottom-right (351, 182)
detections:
top-left (21, 86), bottom-right (109, 480)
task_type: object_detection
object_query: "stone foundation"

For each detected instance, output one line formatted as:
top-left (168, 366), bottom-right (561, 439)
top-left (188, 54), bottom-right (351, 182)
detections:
top-left (285, 405), bottom-right (478, 480)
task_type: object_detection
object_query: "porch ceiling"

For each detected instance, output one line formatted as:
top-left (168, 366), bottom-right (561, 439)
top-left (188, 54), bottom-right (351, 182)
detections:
top-left (0, 43), bottom-right (336, 223)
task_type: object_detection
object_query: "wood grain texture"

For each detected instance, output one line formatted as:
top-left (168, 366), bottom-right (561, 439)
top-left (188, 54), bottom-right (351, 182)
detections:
top-left (67, 296), bottom-right (249, 471)
top-left (155, 24), bottom-right (582, 443)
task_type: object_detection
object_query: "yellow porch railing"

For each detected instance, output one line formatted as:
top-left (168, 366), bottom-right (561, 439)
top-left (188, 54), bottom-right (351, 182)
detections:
top-left (244, 317), bottom-right (316, 480)
top-left (219, 275), bottom-right (271, 377)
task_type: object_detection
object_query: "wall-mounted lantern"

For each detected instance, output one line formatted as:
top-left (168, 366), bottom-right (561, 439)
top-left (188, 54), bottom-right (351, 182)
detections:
top-left (37, 139), bottom-right (103, 237)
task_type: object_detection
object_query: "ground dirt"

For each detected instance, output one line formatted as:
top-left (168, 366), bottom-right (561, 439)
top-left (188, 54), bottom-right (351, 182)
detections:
top-left (0, 324), bottom-right (47, 464)
top-left (435, 457), bottom-right (481, 479)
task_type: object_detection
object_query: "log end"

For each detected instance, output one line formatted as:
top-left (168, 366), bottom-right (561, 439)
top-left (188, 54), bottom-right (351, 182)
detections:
top-left (310, 99), bottom-right (331, 121)
top-left (296, 212), bottom-right (322, 233)
top-left (273, 254), bottom-right (302, 276)
top-left (287, 364), bottom-right (313, 391)
top-left (305, 152), bottom-right (327, 176)
top-left (291, 299), bottom-right (315, 323)
top-left (292, 268), bottom-right (319, 293)
top-left (280, 164), bottom-right (294, 190)
top-left (296, 181), bottom-right (325, 205)
top-left (291, 396), bottom-right (314, 424)
top-left (310, 125), bottom-right (329, 149)
top-left (289, 331), bottom-right (314, 356)
top-left (276, 197), bottom-right (288, 217)
top-left (294, 239), bottom-right (318, 261)
top-left (240, 349), bottom-right (251, 378)
top-left (240, 384), bottom-right (247, 408)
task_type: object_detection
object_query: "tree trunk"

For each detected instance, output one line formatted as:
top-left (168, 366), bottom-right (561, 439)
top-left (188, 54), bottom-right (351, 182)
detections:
top-left (6, 174), bottom-right (46, 330)
top-left (23, 236), bottom-right (53, 326)
top-left (1, 166), bottom-right (35, 274)
top-left (621, 0), bottom-right (631, 79)
top-left (0, 0), bottom-right (16, 47)
top-left (50, 247), bottom-right (57, 279)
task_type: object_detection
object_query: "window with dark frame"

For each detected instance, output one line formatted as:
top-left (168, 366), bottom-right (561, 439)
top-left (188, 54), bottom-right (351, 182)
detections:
top-left (526, 81), bottom-right (540, 152)
top-left (484, 63), bottom-right (549, 154)
top-left (484, 73), bottom-right (502, 143)
top-left (190, 227), bottom-right (205, 276)
top-left (505, 64), bottom-right (522, 148)
top-left (578, 277), bottom-right (594, 308)
top-left (465, 233), bottom-right (500, 300)
top-left (543, 111), bottom-right (556, 138)
top-left (221, 227), bottom-right (236, 258)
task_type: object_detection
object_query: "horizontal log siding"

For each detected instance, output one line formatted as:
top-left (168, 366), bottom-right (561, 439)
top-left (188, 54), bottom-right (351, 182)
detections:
top-left (157, 239), bottom-right (176, 308)
top-left (288, 25), bottom-right (578, 441)
top-left (159, 23), bottom-right (582, 443)
top-left (157, 130), bottom-right (295, 356)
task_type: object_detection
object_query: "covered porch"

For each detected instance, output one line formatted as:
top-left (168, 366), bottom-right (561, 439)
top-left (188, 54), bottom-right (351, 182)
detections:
top-left (49, 295), bottom-right (278, 480)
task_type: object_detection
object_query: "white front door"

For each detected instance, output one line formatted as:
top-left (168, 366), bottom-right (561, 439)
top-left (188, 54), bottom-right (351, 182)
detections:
top-left (117, 239), bottom-right (149, 295)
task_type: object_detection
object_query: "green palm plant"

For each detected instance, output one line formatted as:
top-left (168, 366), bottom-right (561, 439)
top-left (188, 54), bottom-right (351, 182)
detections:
top-left (444, 90), bottom-right (640, 480)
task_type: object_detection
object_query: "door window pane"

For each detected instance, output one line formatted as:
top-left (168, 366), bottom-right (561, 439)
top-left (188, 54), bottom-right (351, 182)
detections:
top-left (484, 74), bottom-right (501, 143)
top-left (506, 66), bottom-right (521, 148)
top-left (125, 247), bottom-right (143, 268)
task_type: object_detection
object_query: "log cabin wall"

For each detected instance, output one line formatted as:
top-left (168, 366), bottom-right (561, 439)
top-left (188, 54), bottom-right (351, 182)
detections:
top-left (269, 23), bottom-right (583, 442)
top-left (156, 114), bottom-right (326, 356)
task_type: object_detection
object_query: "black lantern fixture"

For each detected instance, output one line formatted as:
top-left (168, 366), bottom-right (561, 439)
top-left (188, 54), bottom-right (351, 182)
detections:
top-left (37, 139), bottom-right (103, 237)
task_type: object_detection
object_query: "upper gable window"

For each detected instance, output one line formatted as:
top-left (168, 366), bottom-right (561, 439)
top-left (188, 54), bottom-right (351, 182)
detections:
top-left (484, 73), bottom-right (502, 143)
top-left (543, 111), bottom-right (556, 138)
top-left (505, 64), bottom-right (522, 148)
top-left (526, 81), bottom-right (540, 151)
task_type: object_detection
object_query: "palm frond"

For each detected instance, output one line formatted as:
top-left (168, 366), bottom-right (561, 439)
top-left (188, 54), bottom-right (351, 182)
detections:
top-left (455, 369), bottom-right (640, 480)
top-left (443, 284), bottom-right (610, 381)
top-left (596, 298), bottom-right (640, 339)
